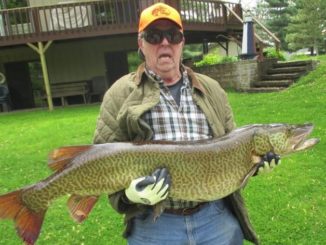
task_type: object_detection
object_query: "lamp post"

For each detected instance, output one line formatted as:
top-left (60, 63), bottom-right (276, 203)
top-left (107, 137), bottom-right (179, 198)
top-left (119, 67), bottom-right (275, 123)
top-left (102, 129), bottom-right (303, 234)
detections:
top-left (240, 16), bottom-right (256, 59)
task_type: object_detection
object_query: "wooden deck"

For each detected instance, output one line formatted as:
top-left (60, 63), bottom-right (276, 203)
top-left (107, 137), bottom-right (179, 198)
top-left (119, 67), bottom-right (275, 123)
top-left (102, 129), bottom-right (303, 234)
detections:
top-left (0, 0), bottom-right (243, 47)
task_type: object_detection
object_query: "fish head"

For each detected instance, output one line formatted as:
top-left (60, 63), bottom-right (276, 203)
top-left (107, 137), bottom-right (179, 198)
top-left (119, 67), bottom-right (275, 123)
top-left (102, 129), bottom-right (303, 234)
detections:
top-left (253, 123), bottom-right (320, 156)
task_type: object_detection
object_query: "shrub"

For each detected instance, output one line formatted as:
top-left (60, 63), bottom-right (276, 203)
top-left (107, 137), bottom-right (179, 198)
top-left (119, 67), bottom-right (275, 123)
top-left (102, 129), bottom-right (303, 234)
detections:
top-left (220, 56), bottom-right (239, 63)
top-left (194, 54), bottom-right (238, 67)
top-left (264, 47), bottom-right (286, 61)
top-left (194, 53), bottom-right (221, 67)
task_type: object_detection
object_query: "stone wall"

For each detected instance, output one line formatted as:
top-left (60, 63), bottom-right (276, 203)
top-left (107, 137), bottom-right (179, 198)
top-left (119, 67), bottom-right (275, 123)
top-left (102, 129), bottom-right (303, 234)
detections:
top-left (193, 59), bottom-right (276, 91)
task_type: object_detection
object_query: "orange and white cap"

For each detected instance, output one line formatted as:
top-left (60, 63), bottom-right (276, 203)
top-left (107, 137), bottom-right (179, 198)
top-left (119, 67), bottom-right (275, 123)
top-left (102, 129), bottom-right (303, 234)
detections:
top-left (138, 3), bottom-right (183, 32)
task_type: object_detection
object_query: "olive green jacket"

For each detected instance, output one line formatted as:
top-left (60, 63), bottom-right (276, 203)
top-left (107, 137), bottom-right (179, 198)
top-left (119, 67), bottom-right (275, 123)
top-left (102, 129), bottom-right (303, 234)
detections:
top-left (93, 64), bottom-right (259, 244)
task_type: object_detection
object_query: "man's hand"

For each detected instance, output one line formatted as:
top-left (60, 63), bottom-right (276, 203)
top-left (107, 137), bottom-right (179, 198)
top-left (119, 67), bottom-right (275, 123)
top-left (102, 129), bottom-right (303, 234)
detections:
top-left (125, 168), bottom-right (171, 205)
top-left (256, 152), bottom-right (281, 175)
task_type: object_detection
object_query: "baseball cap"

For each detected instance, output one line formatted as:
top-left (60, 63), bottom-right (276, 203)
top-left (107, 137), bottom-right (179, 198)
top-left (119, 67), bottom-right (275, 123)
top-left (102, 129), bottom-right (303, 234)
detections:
top-left (138, 3), bottom-right (183, 33)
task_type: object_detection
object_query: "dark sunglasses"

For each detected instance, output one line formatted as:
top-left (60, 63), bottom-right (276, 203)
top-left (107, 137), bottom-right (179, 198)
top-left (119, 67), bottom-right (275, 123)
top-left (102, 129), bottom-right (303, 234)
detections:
top-left (141, 28), bottom-right (184, 45)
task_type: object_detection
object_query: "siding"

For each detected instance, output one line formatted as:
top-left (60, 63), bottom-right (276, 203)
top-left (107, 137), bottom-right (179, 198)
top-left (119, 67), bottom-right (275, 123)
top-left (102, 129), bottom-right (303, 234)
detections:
top-left (0, 35), bottom-right (138, 83)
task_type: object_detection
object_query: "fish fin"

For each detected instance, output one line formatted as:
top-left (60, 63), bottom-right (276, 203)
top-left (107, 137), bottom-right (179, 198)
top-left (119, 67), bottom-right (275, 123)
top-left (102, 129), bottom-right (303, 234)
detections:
top-left (152, 201), bottom-right (166, 222)
top-left (67, 194), bottom-right (99, 223)
top-left (240, 164), bottom-right (260, 189)
top-left (0, 190), bottom-right (46, 245)
top-left (48, 145), bottom-right (92, 171)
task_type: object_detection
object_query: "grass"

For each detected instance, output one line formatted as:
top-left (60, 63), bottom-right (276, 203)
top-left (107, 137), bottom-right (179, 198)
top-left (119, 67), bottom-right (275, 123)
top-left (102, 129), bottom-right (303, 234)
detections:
top-left (0, 55), bottom-right (325, 245)
top-left (229, 55), bottom-right (326, 245)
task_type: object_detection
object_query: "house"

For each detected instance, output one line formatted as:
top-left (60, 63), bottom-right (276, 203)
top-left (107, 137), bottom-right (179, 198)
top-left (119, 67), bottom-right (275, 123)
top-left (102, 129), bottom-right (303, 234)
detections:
top-left (0, 0), bottom-right (243, 111)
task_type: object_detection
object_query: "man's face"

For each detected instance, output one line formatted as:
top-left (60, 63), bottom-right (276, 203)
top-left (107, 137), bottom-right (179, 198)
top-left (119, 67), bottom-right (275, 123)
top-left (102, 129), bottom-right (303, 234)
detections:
top-left (138, 19), bottom-right (184, 76)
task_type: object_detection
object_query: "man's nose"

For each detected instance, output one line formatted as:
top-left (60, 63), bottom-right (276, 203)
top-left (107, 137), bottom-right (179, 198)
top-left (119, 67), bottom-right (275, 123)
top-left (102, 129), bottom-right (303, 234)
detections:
top-left (161, 37), bottom-right (170, 45)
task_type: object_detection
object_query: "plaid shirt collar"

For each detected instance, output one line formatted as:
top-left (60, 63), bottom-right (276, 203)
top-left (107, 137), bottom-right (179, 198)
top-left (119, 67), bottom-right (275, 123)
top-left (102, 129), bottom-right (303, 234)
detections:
top-left (134, 63), bottom-right (206, 94)
top-left (144, 65), bottom-right (190, 90)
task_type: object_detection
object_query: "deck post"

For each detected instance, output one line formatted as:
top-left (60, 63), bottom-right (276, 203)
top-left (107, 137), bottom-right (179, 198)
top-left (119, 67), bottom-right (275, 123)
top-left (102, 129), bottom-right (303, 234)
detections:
top-left (27, 41), bottom-right (54, 111)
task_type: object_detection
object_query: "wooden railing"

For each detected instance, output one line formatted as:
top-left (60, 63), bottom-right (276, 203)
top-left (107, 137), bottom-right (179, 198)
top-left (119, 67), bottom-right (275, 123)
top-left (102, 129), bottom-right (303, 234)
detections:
top-left (180, 0), bottom-right (241, 25)
top-left (0, 0), bottom-right (242, 47)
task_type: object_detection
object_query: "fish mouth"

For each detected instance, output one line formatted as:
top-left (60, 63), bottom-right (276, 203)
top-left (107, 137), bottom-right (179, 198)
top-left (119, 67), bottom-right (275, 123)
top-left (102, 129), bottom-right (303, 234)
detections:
top-left (290, 123), bottom-right (320, 152)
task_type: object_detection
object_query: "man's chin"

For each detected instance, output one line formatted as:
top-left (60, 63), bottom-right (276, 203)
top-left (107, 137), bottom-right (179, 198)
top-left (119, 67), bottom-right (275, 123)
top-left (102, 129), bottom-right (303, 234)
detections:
top-left (156, 62), bottom-right (177, 72)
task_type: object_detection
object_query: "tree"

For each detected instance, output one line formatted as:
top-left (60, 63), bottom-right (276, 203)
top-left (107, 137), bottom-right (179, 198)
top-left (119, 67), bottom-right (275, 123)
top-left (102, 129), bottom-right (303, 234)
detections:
top-left (247, 1), bottom-right (271, 44)
top-left (264, 0), bottom-right (296, 50)
top-left (0, 0), bottom-right (28, 9)
top-left (285, 0), bottom-right (326, 54)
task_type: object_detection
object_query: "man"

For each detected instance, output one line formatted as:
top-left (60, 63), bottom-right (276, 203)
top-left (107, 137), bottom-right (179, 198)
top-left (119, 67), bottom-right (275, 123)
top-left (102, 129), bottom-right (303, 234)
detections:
top-left (93, 3), bottom-right (278, 244)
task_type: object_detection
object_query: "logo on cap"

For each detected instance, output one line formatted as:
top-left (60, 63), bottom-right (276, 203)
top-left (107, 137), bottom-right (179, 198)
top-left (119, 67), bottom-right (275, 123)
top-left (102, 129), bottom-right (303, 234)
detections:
top-left (152, 6), bottom-right (171, 17)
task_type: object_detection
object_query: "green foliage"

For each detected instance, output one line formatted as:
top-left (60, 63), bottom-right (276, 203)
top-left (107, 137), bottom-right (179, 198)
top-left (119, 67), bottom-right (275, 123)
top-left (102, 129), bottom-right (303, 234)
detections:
top-left (263, 0), bottom-right (297, 50)
top-left (127, 51), bottom-right (142, 72)
top-left (285, 0), bottom-right (326, 54)
top-left (230, 55), bottom-right (326, 244)
top-left (194, 53), bottom-right (221, 67)
top-left (0, 56), bottom-right (325, 244)
top-left (1, 0), bottom-right (28, 9)
top-left (288, 54), bottom-right (316, 61)
top-left (264, 47), bottom-right (286, 60)
top-left (183, 44), bottom-right (202, 60)
top-left (194, 54), bottom-right (238, 67)
top-left (220, 56), bottom-right (239, 63)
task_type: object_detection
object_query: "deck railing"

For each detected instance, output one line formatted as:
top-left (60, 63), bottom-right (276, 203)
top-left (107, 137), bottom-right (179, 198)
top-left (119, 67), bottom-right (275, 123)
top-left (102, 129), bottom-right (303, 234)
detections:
top-left (0, 0), bottom-right (242, 47)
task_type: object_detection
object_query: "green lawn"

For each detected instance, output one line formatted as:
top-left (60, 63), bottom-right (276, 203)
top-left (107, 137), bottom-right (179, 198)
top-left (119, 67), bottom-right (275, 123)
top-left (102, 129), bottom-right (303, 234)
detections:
top-left (0, 56), bottom-right (325, 245)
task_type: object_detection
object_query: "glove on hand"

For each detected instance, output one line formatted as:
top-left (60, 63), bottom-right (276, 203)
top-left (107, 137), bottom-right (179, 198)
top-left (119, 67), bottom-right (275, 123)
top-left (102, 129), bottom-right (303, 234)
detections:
top-left (125, 168), bottom-right (171, 205)
top-left (256, 152), bottom-right (281, 175)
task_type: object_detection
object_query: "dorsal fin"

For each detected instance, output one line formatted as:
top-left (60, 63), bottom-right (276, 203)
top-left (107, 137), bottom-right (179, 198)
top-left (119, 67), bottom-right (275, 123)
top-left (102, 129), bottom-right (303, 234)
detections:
top-left (48, 145), bottom-right (92, 172)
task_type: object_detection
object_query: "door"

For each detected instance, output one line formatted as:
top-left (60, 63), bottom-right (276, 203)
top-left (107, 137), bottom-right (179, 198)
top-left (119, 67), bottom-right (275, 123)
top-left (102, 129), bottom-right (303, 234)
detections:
top-left (105, 51), bottom-right (129, 88)
top-left (4, 62), bottom-right (35, 110)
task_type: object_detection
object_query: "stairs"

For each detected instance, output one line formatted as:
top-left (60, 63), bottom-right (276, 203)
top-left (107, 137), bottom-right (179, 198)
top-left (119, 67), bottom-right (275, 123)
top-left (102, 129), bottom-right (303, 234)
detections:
top-left (247, 60), bottom-right (316, 92)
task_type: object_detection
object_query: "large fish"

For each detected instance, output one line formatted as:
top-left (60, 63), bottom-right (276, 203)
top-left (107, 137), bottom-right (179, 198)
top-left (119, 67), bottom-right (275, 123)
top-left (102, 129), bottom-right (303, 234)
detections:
top-left (0, 123), bottom-right (319, 244)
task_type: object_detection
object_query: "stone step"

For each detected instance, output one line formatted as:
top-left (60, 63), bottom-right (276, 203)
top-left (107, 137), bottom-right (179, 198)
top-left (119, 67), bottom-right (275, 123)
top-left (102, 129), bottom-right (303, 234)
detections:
top-left (261, 73), bottom-right (301, 80)
top-left (247, 59), bottom-right (316, 93)
top-left (253, 80), bottom-right (293, 88)
top-left (273, 60), bottom-right (312, 68)
top-left (244, 87), bottom-right (286, 93)
top-left (267, 66), bottom-right (307, 74)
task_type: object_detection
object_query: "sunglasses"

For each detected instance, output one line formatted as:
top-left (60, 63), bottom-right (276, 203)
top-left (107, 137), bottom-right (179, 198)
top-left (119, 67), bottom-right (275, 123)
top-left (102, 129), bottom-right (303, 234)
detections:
top-left (141, 28), bottom-right (184, 45)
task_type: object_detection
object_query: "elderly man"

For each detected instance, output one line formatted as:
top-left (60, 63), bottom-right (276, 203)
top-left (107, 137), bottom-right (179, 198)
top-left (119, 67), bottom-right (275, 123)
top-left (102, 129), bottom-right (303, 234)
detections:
top-left (94, 3), bottom-right (278, 245)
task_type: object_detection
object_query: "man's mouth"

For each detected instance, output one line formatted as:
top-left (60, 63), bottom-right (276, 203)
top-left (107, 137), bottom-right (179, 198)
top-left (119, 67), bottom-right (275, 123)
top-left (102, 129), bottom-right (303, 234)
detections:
top-left (159, 54), bottom-right (172, 59)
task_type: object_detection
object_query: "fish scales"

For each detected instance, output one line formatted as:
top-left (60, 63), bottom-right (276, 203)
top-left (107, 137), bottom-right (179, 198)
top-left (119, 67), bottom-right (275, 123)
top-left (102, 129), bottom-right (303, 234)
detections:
top-left (22, 133), bottom-right (256, 212)
top-left (0, 123), bottom-right (319, 245)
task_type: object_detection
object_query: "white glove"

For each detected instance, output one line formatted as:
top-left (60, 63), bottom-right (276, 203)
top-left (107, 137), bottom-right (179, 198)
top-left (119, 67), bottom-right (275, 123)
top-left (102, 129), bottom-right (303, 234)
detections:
top-left (125, 168), bottom-right (170, 205)
top-left (257, 152), bottom-right (281, 175)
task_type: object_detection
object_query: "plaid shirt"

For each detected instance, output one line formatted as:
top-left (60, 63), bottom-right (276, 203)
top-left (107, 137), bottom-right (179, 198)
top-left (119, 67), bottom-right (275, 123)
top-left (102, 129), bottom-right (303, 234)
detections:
top-left (142, 68), bottom-right (213, 209)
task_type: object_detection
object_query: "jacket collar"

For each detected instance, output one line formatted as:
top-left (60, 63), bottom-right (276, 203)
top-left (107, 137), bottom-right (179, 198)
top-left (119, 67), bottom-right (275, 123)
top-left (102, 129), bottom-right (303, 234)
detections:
top-left (134, 63), bottom-right (206, 94)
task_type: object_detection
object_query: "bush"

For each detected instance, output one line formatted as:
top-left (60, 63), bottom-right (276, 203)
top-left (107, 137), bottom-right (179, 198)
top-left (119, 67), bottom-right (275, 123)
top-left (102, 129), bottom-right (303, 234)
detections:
top-left (128, 51), bottom-right (142, 72)
top-left (220, 56), bottom-right (239, 63)
top-left (264, 47), bottom-right (286, 61)
top-left (194, 54), bottom-right (238, 67)
top-left (194, 54), bottom-right (221, 67)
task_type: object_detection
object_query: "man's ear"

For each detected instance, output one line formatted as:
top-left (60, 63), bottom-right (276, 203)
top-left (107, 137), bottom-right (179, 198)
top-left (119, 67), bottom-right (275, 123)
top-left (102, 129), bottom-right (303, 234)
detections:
top-left (138, 37), bottom-right (143, 49)
top-left (138, 38), bottom-right (145, 61)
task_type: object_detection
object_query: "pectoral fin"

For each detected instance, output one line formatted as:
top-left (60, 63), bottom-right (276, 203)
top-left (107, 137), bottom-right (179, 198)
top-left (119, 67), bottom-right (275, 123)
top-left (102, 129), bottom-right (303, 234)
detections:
top-left (240, 163), bottom-right (261, 189)
top-left (67, 195), bottom-right (99, 223)
top-left (152, 201), bottom-right (166, 222)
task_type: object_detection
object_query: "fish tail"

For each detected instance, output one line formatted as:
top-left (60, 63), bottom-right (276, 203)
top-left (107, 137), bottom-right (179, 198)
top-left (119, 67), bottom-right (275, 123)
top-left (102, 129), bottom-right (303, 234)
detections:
top-left (0, 189), bottom-right (46, 245)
